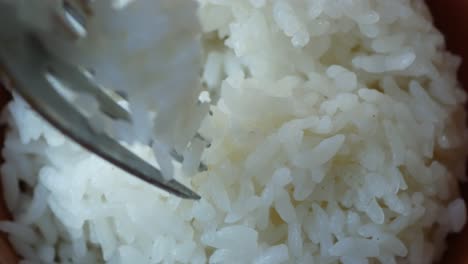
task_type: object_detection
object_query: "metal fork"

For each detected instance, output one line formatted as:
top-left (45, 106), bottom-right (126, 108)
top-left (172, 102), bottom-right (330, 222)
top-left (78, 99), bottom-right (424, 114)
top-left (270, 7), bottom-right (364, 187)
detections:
top-left (0, 0), bottom-right (201, 200)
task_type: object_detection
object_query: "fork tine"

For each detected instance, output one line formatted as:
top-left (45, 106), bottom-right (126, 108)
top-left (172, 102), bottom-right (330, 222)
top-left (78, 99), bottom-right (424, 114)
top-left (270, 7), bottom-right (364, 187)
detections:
top-left (47, 58), bottom-right (131, 121)
top-left (0, 35), bottom-right (200, 200)
top-left (54, 0), bottom-right (89, 39)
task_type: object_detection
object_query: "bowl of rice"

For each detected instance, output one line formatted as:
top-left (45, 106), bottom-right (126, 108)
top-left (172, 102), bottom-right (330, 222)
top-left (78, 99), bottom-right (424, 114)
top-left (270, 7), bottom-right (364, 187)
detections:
top-left (1, 0), bottom-right (468, 263)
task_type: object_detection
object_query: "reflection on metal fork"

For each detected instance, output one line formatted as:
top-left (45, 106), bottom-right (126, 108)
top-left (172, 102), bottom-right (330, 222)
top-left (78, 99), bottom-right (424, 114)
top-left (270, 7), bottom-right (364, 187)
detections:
top-left (0, 35), bottom-right (201, 200)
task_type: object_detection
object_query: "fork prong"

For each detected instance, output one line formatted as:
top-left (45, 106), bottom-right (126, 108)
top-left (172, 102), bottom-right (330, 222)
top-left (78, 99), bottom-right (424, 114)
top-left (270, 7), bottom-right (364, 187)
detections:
top-left (47, 58), bottom-right (131, 121)
top-left (0, 35), bottom-right (201, 200)
top-left (57, 0), bottom-right (88, 38)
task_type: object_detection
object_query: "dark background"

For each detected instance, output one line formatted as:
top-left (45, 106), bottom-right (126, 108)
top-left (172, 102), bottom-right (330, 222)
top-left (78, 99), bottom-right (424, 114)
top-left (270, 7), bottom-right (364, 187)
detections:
top-left (427, 1), bottom-right (468, 263)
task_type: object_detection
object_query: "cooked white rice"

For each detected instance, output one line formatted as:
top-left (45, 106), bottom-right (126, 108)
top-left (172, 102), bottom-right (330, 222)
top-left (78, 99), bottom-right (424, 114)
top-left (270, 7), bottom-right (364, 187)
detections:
top-left (1, 0), bottom-right (468, 263)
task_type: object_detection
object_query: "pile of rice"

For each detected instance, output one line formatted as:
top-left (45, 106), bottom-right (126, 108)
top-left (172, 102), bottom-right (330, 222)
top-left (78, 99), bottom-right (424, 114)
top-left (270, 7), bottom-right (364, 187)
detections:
top-left (1, 0), bottom-right (468, 263)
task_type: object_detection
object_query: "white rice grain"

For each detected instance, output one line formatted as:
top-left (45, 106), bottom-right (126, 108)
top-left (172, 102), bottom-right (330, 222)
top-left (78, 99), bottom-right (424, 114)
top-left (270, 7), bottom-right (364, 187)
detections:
top-left (1, 0), bottom-right (467, 263)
